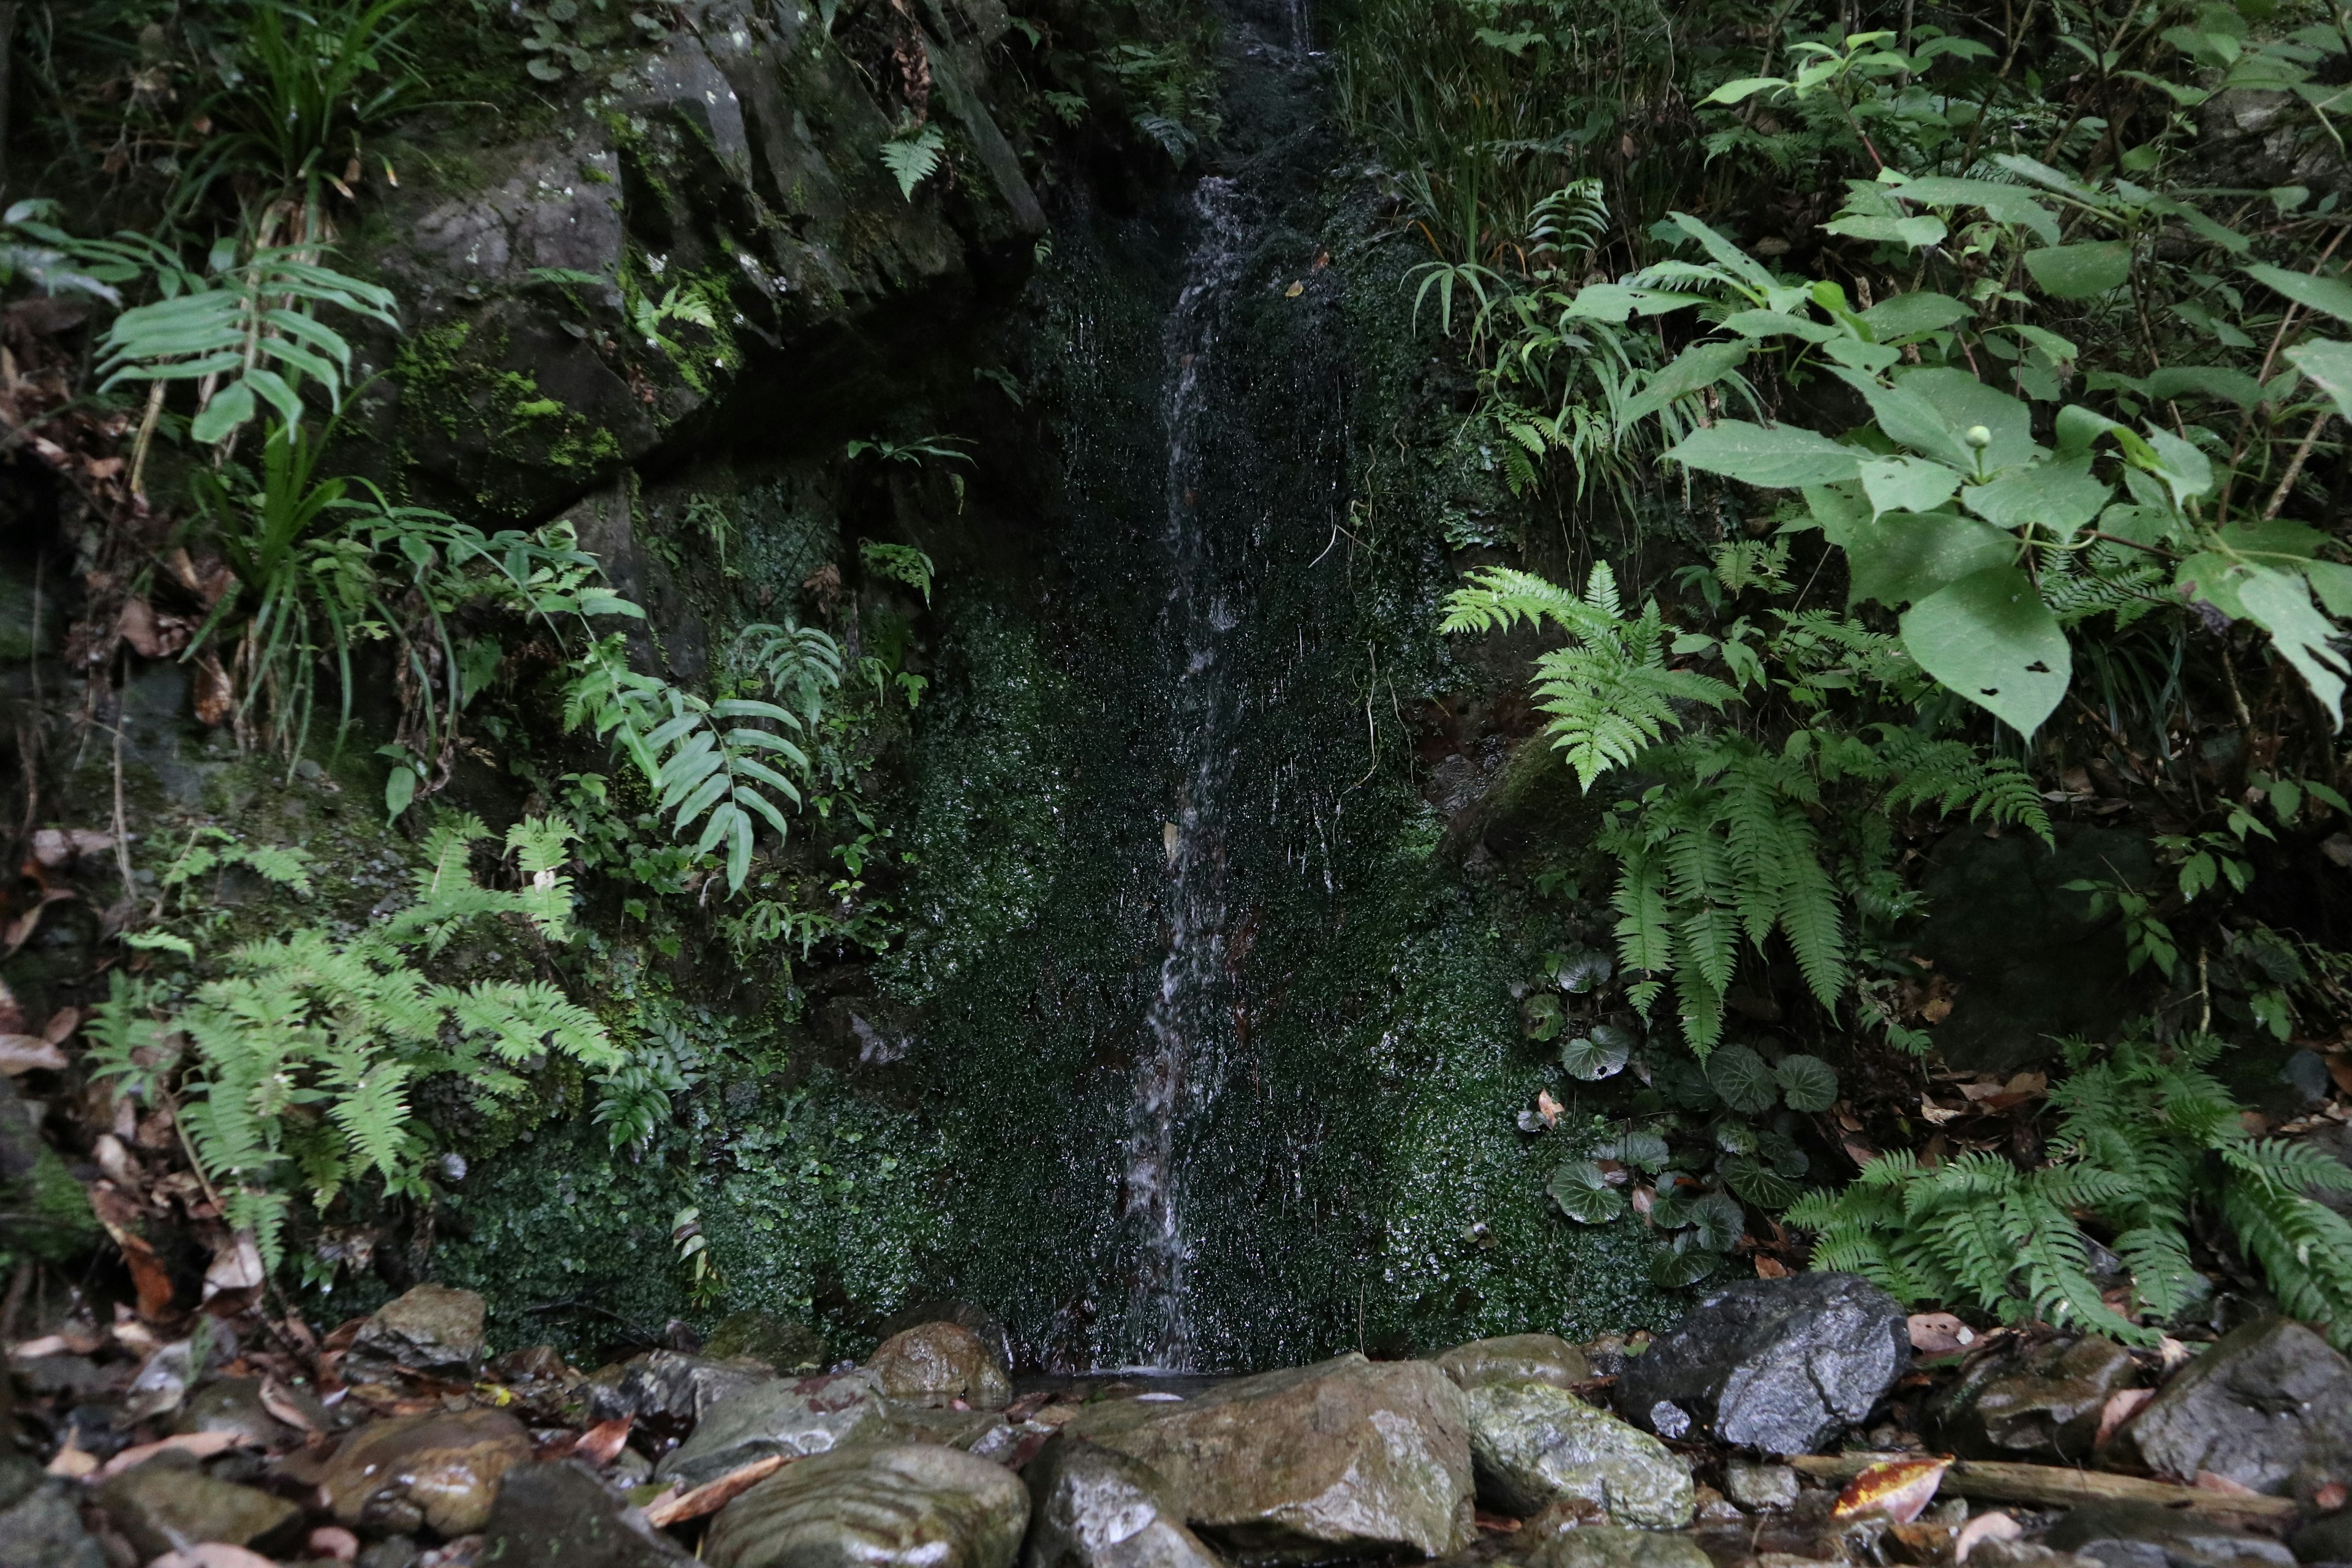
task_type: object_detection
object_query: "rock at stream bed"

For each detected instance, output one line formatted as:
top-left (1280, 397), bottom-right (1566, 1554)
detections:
top-left (1934, 1337), bottom-right (2138, 1461)
top-left (2118, 1317), bottom-right (2352, 1497)
top-left (96, 1457), bottom-right (303, 1559)
top-left (1436, 1335), bottom-right (1593, 1392)
top-left (319, 1408), bottom-right (535, 1537)
top-left (1722, 1461), bottom-right (1798, 1512)
top-left (345, 1284), bottom-right (489, 1382)
top-left (1613, 1273), bottom-right (1910, 1455)
top-left (868, 1321), bottom-right (1012, 1410)
top-left (1023, 1438), bottom-right (1223, 1568)
top-left (2046, 1502), bottom-right (2298, 1568)
top-left (1068, 1351), bottom-right (1474, 1561)
top-left (0, 1452), bottom-right (108, 1568)
top-left (2291, 1509), bottom-right (2352, 1565)
top-left (703, 1313), bottom-right (827, 1376)
top-left (654, 1370), bottom-right (893, 1491)
top-left (1528, 1526), bottom-right (1714, 1568)
top-left (702, 1444), bottom-right (1031, 1568)
top-left (586, 1351), bottom-right (777, 1439)
top-left (1463, 1382), bottom-right (1694, 1526)
top-left (478, 1459), bottom-right (692, 1567)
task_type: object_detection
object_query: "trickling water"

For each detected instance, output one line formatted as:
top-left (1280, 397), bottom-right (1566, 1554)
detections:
top-left (1119, 177), bottom-right (1251, 1371)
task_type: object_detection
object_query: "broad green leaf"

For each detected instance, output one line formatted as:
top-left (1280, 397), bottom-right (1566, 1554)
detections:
top-left (384, 764), bottom-right (417, 823)
top-left (190, 382), bottom-right (256, 445)
top-left (1860, 292), bottom-right (1970, 339)
top-left (1704, 75), bottom-right (1789, 104)
top-left (1775, 1053), bottom-right (1839, 1111)
top-left (1686, 1191), bottom-right (1747, 1250)
top-left (1962, 456), bottom-right (2111, 538)
top-left (2285, 338), bottom-right (2352, 423)
top-left (1822, 213), bottom-right (1950, 249)
top-left (1548, 1161), bottom-right (1627, 1224)
top-left (2305, 561), bottom-right (2352, 618)
top-left (1899, 368), bottom-right (2036, 473)
top-left (1901, 565), bottom-right (2073, 736)
top-left (2144, 365), bottom-right (2267, 408)
top-left (1860, 455), bottom-right (1963, 518)
top-left (1561, 1031), bottom-right (1632, 1080)
top-left (1651, 1235), bottom-right (1722, 1287)
top-left (1664, 420), bottom-right (1861, 488)
top-left (1596, 1129), bottom-right (1670, 1171)
top-left (1721, 1154), bottom-right (1800, 1208)
top-left (1888, 177), bottom-right (2061, 244)
top-left (1668, 212), bottom-right (1774, 290)
top-left (1564, 282), bottom-right (1703, 322)
top-left (2026, 243), bottom-right (2133, 298)
top-left (2239, 565), bottom-right (2347, 723)
top-left (1622, 341), bottom-right (1749, 426)
top-left (1833, 509), bottom-right (2011, 610)
top-left (1721, 309), bottom-right (1838, 343)
top-left (2140, 426), bottom-right (2214, 505)
top-left (1706, 1043), bottom-right (1779, 1114)
top-left (1834, 369), bottom-right (1972, 469)
top-left (2243, 263), bottom-right (2352, 324)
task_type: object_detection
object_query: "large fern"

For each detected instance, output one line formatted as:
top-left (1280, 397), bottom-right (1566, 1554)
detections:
top-left (1791, 1032), bottom-right (2352, 1349)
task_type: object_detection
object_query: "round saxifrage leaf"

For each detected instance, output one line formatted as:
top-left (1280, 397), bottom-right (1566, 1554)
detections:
top-left (1651, 1235), bottom-right (1722, 1288)
top-left (1597, 1130), bottom-right (1670, 1172)
top-left (1775, 1053), bottom-right (1840, 1112)
top-left (1901, 565), bottom-right (2073, 738)
top-left (1562, 1031), bottom-right (1630, 1080)
top-left (1548, 1161), bottom-right (1627, 1224)
top-left (1713, 1120), bottom-right (1758, 1156)
top-left (1686, 1191), bottom-right (1747, 1251)
top-left (1706, 1044), bottom-right (1779, 1115)
top-left (1523, 992), bottom-right (1565, 1042)
top-left (1758, 1129), bottom-right (1811, 1178)
top-left (1721, 1154), bottom-right (1800, 1208)
top-left (1555, 948), bottom-right (1615, 993)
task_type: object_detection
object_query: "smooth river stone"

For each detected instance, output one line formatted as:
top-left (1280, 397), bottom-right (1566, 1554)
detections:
top-left (702, 1444), bottom-right (1030, 1568)
top-left (1023, 1438), bottom-right (1223, 1568)
top-left (1463, 1382), bottom-right (1694, 1526)
top-left (868, 1321), bottom-right (1012, 1411)
top-left (1435, 1335), bottom-right (1592, 1393)
top-left (655, 1370), bottom-right (894, 1490)
top-left (318, 1407), bottom-right (533, 1537)
top-left (1066, 1352), bottom-right (1474, 1561)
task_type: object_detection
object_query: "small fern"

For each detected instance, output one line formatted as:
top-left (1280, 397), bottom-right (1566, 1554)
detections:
top-left (880, 124), bottom-right (946, 200)
top-left (1792, 1031), bottom-right (2352, 1349)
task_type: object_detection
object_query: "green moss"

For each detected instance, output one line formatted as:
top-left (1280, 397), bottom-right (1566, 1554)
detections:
top-left (2, 1144), bottom-right (102, 1268)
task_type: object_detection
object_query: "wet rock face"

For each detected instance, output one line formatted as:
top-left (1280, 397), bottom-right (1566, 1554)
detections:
top-left (2122, 1317), bottom-right (2352, 1496)
top-left (175, 1375), bottom-right (320, 1449)
top-left (2291, 1507), bottom-right (2352, 1565)
top-left (703, 1313), bottom-right (827, 1375)
top-left (1022, 1439), bottom-right (1223, 1568)
top-left (1934, 1338), bottom-right (2137, 1461)
top-left (702, 1444), bottom-right (1031, 1568)
top-left (1463, 1382), bottom-right (1694, 1526)
top-left (480, 1460), bottom-right (692, 1567)
top-left (319, 1407), bottom-right (535, 1537)
top-left (1067, 1353), bottom-right (1476, 1561)
top-left (345, 1284), bottom-right (489, 1382)
top-left (1529, 1525), bottom-right (1716, 1568)
top-left (1613, 1273), bottom-right (1910, 1455)
top-left (1722, 1461), bottom-right (1797, 1512)
top-left (2047, 1502), bottom-right (2299, 1568)
top-left (654, 1370), bottom-right (892, 1490)
top-left (587, 1351), bottom-right (777, 1441)
top-left (96, 1457), bottom-right (303, 1559)
top-left (1436, 1335), bottom-right (1593, 1392)
top-left (869, 1321), bottom-right (1013, 1410)
top-left (1, 1451), bottom-right (108, 1568)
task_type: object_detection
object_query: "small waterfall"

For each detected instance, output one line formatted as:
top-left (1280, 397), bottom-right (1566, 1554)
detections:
top-left (1118, 176), bottom-right (1250, 1372)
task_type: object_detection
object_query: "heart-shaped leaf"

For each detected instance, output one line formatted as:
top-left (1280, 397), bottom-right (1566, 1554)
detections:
top-left (1721, 1154), bottom-right (1800, 1208)
top-left (1901, 565), bottom-right (2072, 737)
top-left (1562, 1030), bottom-right (1631, 1080)
top-left (1775, 1054), bottom-right (1840, 1112)
top-left (1706, 1043), bottom-right (1779, 1115)
top-left (1548, 1161), bottom-right (1627, 1224)
top-left (1686, 1191), bottom-right (1748, 1250)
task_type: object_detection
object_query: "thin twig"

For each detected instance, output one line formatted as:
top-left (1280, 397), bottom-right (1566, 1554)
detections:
top-left (2260, 410), bottom-right (2333, 520)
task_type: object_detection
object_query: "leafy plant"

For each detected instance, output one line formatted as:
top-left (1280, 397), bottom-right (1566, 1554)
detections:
top-left (1793, 1031), bottom-right (2352, 1348)
top-left (88, 816), bottom-right (618, 1267)
top-left (861, 539), bottom-right (936, 604)
top-left (881, 123), bottom-right (947, 200)
top-left (512, 0), bottom-right (674, 82)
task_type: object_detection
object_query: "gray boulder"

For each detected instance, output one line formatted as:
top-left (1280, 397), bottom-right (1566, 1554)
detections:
top-left (1531, 1527), bottom-right (1714, 1568)
top-left (1934, 1337), bottom-right (2137, 1461)
top-left (655, 1370), bottom-right (894, 1490)
top-left (587, 1349), bottom-right (777, 1439)
top-left (345, 1283), bottom-right (489, 1382)
top-left (703, 1444), bottom-right (1030, 1568)
top-left (479, 1459), bottom-right (693, 1567)
top-left (1435, 1335), bottom-right (1592, 1392)
top-left (1066, 1352), bottom-right (1474, 1561)
top-left (1023, 1439), bottom-right (1223, 1568)
top-left (0, 1453), bottom-right (107, 1568)
top-left (1613, 1273), bottom-right (1909, 1454)
top-left (2291, 1509), bottom-right (2352, 1565)
top-left (2048, 1503), bottom-right (2299, 1568)
top-left (2122, 1317), bottom-right (2352, 1496)
top-left (96, 1457), bottom-right (303, 1560)
top-left (868, 1321), bottom-right (1012, 1410)
top-left (1461, 1382), bottom-right (1693, 1526)
top-left (1722, 1461), bottom-right (1797, 1512)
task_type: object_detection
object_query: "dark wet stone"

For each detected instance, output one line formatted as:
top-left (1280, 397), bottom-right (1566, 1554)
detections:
top-left (1934, 1337), bottom-right (2137, 1460)
top-left (703, 1444), bottom-right (1030, 1568)
top-left (1529, 1526), bottom-right (1714, 1568)
top-left (96, 1455), bottom-right (303, 1559)
top-left (2122, 1317), bottom-right (2352, 1496)
top-left (1067, 1352), bottom-right (1474, 1561)
top-left (1435, 1335), bottom-right (1592, 1392)
top-left (654, 1370), bottom-right (892, 1490)
top-left (869, 1321), bottom-right (1012, 1410)
top-left (0, 1452), bottom-right (108, 1568)
top-left (2291, 1509), bottom-right (2352, 1564)
top-left (1023, 1438), bottom-right (1222, 1568)
top-left (1461, 1382), bottom-right (1692, 1526)
top-left (176, 1375), bottom-right (320, 1447)
top-left (586, 1350), bottom-right (776, 1441)
top-left (1613, 1273), bottom-right (1910, 1455)
top-left (2048, 1503), bottom-right (2298, 1568)
top-left (319, 1408), bottom-right (534, 1537)
top-left (704, 1313), bottom-right (827, 1375)
top-left (477, 1459), bottom-right (691, 1567)
top-left (877, 1303), bottom-right (1017, 1383)
top-left (346, 1284), bottom-right (489, 1382)
top-left (1722, 1460), bottom-right (1798, 1511)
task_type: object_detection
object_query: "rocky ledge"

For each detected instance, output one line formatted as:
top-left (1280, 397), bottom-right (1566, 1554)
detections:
top-left (6, 1275), bottom-right (2352, 1568)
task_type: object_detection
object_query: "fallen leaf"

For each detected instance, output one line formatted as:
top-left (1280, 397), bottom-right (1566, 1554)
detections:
top-left (1842, 1135), bottom-right (1880, 1167)
top-left (1955, 1512), bottom-right (2022, 1562)
top-left (1907, 1313), bottom-right (1976, 1355)
top-left (1475, 1512), bottom-right (1525, 1534)
top-left (1536, 1089), bottom-right (1564, 1126)
top-left (573, 1417), bottom-right (633, 1467)
top-left (44, 1431), bottom-right (98, 1478)
top-left (2328, 1056), bottom-right (2352, 1096)
top-left (1920, 1099), bottom-right (1962, 1125)
top-left (118, 598), bottom-right (172, 658)
top-left (641, 1455), bottom-right (788, 1526)
top-left (2004, 1072), bottom-right (2047, 1096)
top-left (95, 1429), bottom-right (247, 1479)
top-left (1754, 1255), bottom-right (1790, 1278)
top-left (0, 976), bottom-right (22, 1032)
top-left (2, 889), bottom-right (77, 957)
top-left (42, 1006), bottom-right (82, 1044)
top-left (2195, 1471), bottom-right (2261, 1497)
top-left (150, 1547), bottom-right (279, 1568)
top-left (260, 1376), bottom-right (322, 1433)
top-left (1834, 1457), bottom-right (1950, 1523)
top-left (2314, 1482), bottom-right (2346, 1512)
top-left (1284, 281), bottom-right (1305, 298)
top-left (89, 1185), bottom-right (175, 1318)
top-left (0, 1035), bottom-right (68, 1074)
top-left (194, 652), bottom-right (235, 726)
top-left (2094, 1387), bottom-right (2153, 1448)
top-left (2160, 1336), bottom-right (2193, 1373)
top-left (309, 1525), bottom-right (361, 1562)
top-left (203, 1231), bottom-right (266, 1302)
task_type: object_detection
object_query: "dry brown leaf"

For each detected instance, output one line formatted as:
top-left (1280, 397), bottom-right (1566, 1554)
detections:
top-left (150, 1546), bottom-right (279, 1568)
top-left (573, 1417), bottom-right (633, 1468)
top-left (44, 1431), bottom-right (98, 1478)
top-left (204, 1231), bottom-right (266, 1302)
top-left (2195, 1471), bottom-right (2261, 1498)
top-left (641, 1455), bottom-right (788, 1527)
top-left (95, 1429), bottom-right (247, 1479)
top-left (1955, 1512), bottom-right (2023, 1562)
top-left (1754, 1255), bottom-right (1790, 1278)
top-left (1536, 1089), bottom-right (1564, 1126)
top-left (260, 1376), bottom-right (322, 1433)
top-left (1920, 1099), bottom-right (1962, 1125)
top-left (1907, 1313), bottom-right (1976, 1355)
top-left (89, 1185), bottom-right (175, 1318)
top-left (2095, 1388), bottom-right (2154, 1449)
top-left (194, 652), bottom-right (235, 726)
top-left (309, 1525), bottom-right (360, 1562)
top-left (2, 889), bottom-right (77, 958)
top-left (118, 598), bottom-right (172, 658)
top-left (1834, 1458), bottom-right (1949, 1523)
top-left (0, 1035), bottom-right (68, 1074)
